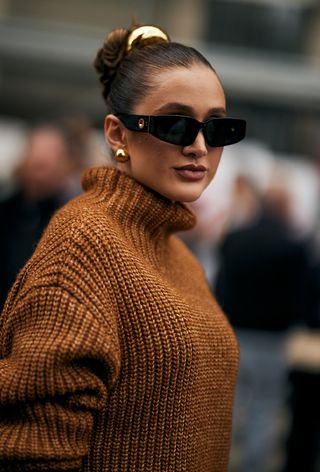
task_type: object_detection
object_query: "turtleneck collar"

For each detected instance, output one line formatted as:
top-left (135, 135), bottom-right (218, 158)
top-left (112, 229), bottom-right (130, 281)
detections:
top-left (81, 166), bottom-right (196, 237)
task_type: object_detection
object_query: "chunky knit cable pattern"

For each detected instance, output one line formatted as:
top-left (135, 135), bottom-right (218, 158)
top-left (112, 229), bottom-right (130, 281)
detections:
top-left (0, 166), bottom-right (239, 472)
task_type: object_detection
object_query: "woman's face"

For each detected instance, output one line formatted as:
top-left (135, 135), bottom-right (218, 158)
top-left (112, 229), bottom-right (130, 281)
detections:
top-left (109, 63), bottom-right (226, 202)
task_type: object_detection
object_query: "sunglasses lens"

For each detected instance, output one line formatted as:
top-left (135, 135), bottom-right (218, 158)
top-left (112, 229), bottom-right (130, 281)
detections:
top-left (120, 113), bottom-right (246, 147)
top-left (205, 119), bottom-right (246, 147)
top-left (152, 116), bottom-right (197, 145)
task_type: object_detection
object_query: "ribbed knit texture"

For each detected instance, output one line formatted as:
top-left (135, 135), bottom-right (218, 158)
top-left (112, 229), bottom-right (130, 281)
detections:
top-left (0, 166), bottom-right (239, 472)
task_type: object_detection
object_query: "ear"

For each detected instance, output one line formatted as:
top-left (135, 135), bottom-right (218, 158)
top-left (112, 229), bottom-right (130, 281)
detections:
top-left (104, 114), bottom-right (128, 152)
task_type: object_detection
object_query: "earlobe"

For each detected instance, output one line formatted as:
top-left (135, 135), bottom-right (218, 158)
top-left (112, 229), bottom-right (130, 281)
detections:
top-left (104, 114), bottom-right (127, 151)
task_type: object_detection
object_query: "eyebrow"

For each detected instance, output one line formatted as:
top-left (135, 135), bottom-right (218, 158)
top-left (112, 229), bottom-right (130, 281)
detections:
top-left (153, 102), bottom-right (227, 116)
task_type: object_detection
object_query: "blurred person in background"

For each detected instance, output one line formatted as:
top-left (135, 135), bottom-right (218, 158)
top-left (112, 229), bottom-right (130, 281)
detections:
top-left (281, 177), bottom-right (320, 472)
top-left (0, 119), bottom-right (89, 310)
top-left (282, 260), bottom-right (320, 472)
top-left (214, 173), bottom-right (310, 472)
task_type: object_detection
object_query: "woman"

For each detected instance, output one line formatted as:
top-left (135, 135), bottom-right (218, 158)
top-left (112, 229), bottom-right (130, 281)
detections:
top-left (0, 23), bottom-right (246, 472)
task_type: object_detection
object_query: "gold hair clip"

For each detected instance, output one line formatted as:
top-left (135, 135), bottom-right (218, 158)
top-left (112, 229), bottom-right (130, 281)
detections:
top-left (126, 25), bottom-right (170, 52)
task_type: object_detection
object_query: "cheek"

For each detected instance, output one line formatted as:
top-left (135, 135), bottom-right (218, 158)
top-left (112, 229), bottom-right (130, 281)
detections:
top-left (131, 136), bottom-right (174, 169)
top-left (129, 134), bottom-right (159, 160)
top-left (129, 145), bottom-right (168, 182)
top-left (208, 148), bottom-right (223, 178)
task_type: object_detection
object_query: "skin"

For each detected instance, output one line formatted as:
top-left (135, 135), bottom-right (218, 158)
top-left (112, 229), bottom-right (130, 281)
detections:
top-left (105, 63), bottom-right (226, 202)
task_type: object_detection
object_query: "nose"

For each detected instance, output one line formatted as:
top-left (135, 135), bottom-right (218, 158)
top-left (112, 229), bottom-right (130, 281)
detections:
top-left (182, 130), bottom-right (208, 158)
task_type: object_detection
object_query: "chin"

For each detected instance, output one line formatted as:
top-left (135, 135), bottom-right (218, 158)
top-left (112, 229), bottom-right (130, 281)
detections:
top-left (163, 190), bottom-right (203, 203)
top-left (180, 193), bottom-right (202, 203)
top-left (173, 184), bottom-right (206, 203)
top-left (155, 181), bottom-right (207, 203)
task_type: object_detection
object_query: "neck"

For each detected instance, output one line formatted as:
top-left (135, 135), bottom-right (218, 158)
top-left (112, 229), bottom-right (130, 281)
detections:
top-left (81, 165), bottom-right (196, 243)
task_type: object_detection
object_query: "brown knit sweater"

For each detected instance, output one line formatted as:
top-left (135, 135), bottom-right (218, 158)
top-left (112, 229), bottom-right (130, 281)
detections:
top-left (0, 166), bottom-right (239, 472)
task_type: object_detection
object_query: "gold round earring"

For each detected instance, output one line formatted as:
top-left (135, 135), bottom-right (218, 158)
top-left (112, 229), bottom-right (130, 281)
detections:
top-left (115, 149), bottom-right (130, 163)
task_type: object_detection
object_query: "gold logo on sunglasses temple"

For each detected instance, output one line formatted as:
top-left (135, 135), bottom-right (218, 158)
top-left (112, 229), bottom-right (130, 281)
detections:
top-left (138, 118), bottom-right (145, 129)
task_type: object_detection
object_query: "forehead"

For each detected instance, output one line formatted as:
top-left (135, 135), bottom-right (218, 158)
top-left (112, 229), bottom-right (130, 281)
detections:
top-left (134, 63), bottom-right (226, 117)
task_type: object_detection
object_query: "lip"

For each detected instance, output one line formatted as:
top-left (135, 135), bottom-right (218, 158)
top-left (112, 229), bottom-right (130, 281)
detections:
top-left (175, 164), bottom-right (207, 171)
top-left (174, 164), bottom-right (208, 181)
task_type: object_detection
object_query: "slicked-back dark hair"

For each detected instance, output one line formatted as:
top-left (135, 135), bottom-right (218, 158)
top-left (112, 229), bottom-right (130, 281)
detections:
top-left (94, 27), bottom-right (218, 114)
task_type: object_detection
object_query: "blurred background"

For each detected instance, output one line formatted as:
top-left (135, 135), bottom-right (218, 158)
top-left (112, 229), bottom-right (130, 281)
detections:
top-left (0, 1), bottom-right (319, 471)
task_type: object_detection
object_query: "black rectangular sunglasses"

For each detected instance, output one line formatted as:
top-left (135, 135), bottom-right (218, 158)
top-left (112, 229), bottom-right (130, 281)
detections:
top-left (117, 113), bottom-right (246, 147)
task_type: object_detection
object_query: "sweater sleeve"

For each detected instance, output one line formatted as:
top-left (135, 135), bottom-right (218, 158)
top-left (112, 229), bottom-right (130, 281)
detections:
top-left (0, 278), bottom-right (121, 471)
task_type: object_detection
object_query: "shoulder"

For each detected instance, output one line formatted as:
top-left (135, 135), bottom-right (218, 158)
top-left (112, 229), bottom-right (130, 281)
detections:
top-left (14, 193), bottom-right (120, 293)
top-left (42, 192), bottom-right (118, 250)
top-left (170, 235), bottom-right (205, 274)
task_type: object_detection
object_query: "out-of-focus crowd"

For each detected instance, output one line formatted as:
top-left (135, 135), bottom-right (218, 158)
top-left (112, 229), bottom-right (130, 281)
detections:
top-left (0, 120), bottom-right (319, 472)
top-left (0, 116), bottom-right (108, 310)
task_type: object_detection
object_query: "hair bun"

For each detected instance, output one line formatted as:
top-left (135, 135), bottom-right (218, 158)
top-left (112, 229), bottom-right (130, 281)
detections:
top-left (94, 27), bottom-right (129, 100)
